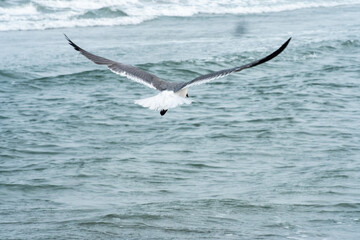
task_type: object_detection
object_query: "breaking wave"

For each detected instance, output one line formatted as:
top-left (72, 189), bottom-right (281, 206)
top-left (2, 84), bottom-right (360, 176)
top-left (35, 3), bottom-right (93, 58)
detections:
top-left (0, 0), bottom-right (359, 31)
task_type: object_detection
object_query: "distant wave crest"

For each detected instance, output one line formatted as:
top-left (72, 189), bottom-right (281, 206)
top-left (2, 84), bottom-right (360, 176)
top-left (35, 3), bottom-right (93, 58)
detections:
top-left (0, 0), bottom-right (359, 31)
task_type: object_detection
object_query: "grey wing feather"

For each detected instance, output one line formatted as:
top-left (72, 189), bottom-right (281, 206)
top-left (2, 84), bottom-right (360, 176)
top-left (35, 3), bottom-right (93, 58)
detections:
top-left (65, 34), bottom-right (170, 91)
top-left (177, 37), bottom-right (291, 91)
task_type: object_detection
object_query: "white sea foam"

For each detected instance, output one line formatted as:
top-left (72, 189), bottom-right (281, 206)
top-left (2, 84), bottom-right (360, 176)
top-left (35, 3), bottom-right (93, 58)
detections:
top-left (0, 0), bottom-right (359, 31)
top-left (0, 4), bottom-right (38, 16)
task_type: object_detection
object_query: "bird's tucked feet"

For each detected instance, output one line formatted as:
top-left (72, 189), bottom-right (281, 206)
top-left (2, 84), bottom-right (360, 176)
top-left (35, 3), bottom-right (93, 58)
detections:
top-left (160, 109), bottom-right (168, 116)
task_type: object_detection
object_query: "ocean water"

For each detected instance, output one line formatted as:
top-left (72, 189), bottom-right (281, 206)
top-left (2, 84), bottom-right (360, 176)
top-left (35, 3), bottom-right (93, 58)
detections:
top-left (1, 0), bottom-right (360, 239)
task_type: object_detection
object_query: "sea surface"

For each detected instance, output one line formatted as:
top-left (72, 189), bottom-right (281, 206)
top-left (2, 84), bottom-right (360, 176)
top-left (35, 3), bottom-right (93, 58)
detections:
top-left (1, 0), bottom-right (360, 239)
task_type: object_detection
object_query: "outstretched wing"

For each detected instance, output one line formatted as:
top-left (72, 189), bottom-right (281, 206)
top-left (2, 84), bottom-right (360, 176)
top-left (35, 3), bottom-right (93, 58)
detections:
top-left (177, 38), bottom-right (291, 90)
top-left (65, 34), bottom-right (170, 91)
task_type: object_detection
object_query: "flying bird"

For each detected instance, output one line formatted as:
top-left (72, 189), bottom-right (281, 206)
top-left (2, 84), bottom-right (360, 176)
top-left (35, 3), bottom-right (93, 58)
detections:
top-left (65, 35), bottom-right (291, 116)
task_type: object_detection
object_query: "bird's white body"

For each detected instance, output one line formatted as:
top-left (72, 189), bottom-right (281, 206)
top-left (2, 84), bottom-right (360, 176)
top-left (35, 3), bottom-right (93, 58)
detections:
top-left (134, 89), bottom-right (191, 111)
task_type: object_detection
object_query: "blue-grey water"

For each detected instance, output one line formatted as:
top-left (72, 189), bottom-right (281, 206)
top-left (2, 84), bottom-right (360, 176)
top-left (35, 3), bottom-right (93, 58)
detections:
top-left (1, 1), bottom-right (360, 239)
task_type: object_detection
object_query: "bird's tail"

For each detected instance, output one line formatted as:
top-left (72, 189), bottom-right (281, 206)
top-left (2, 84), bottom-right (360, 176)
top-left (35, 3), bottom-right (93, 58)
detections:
top-left (134, 91), bottom-right (192, 112)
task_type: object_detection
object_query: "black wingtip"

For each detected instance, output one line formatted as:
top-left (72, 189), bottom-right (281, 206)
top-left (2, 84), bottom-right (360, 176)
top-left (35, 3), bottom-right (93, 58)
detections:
top-left (284, 37), bottom-right (292, 48)
top-left (244, 37), bottom-right (292, 69)
top-left (275, 37), bottom-right (291, 54)
top-left (64, 33), bottom-right (81, 51)
top-left (280, 37), bottom-right (292, 54)
top-left (276, 37), bottom-right (292, 55)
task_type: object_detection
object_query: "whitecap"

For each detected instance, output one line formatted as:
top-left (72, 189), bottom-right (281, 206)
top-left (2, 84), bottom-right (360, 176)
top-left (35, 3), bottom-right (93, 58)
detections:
top-left (1, 0), bottom-right (359, 31)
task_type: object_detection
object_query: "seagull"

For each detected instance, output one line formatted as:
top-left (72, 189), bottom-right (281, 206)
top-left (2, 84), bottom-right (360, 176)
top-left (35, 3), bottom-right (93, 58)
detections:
top-left (65, 35), bottom-right (291, 116)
